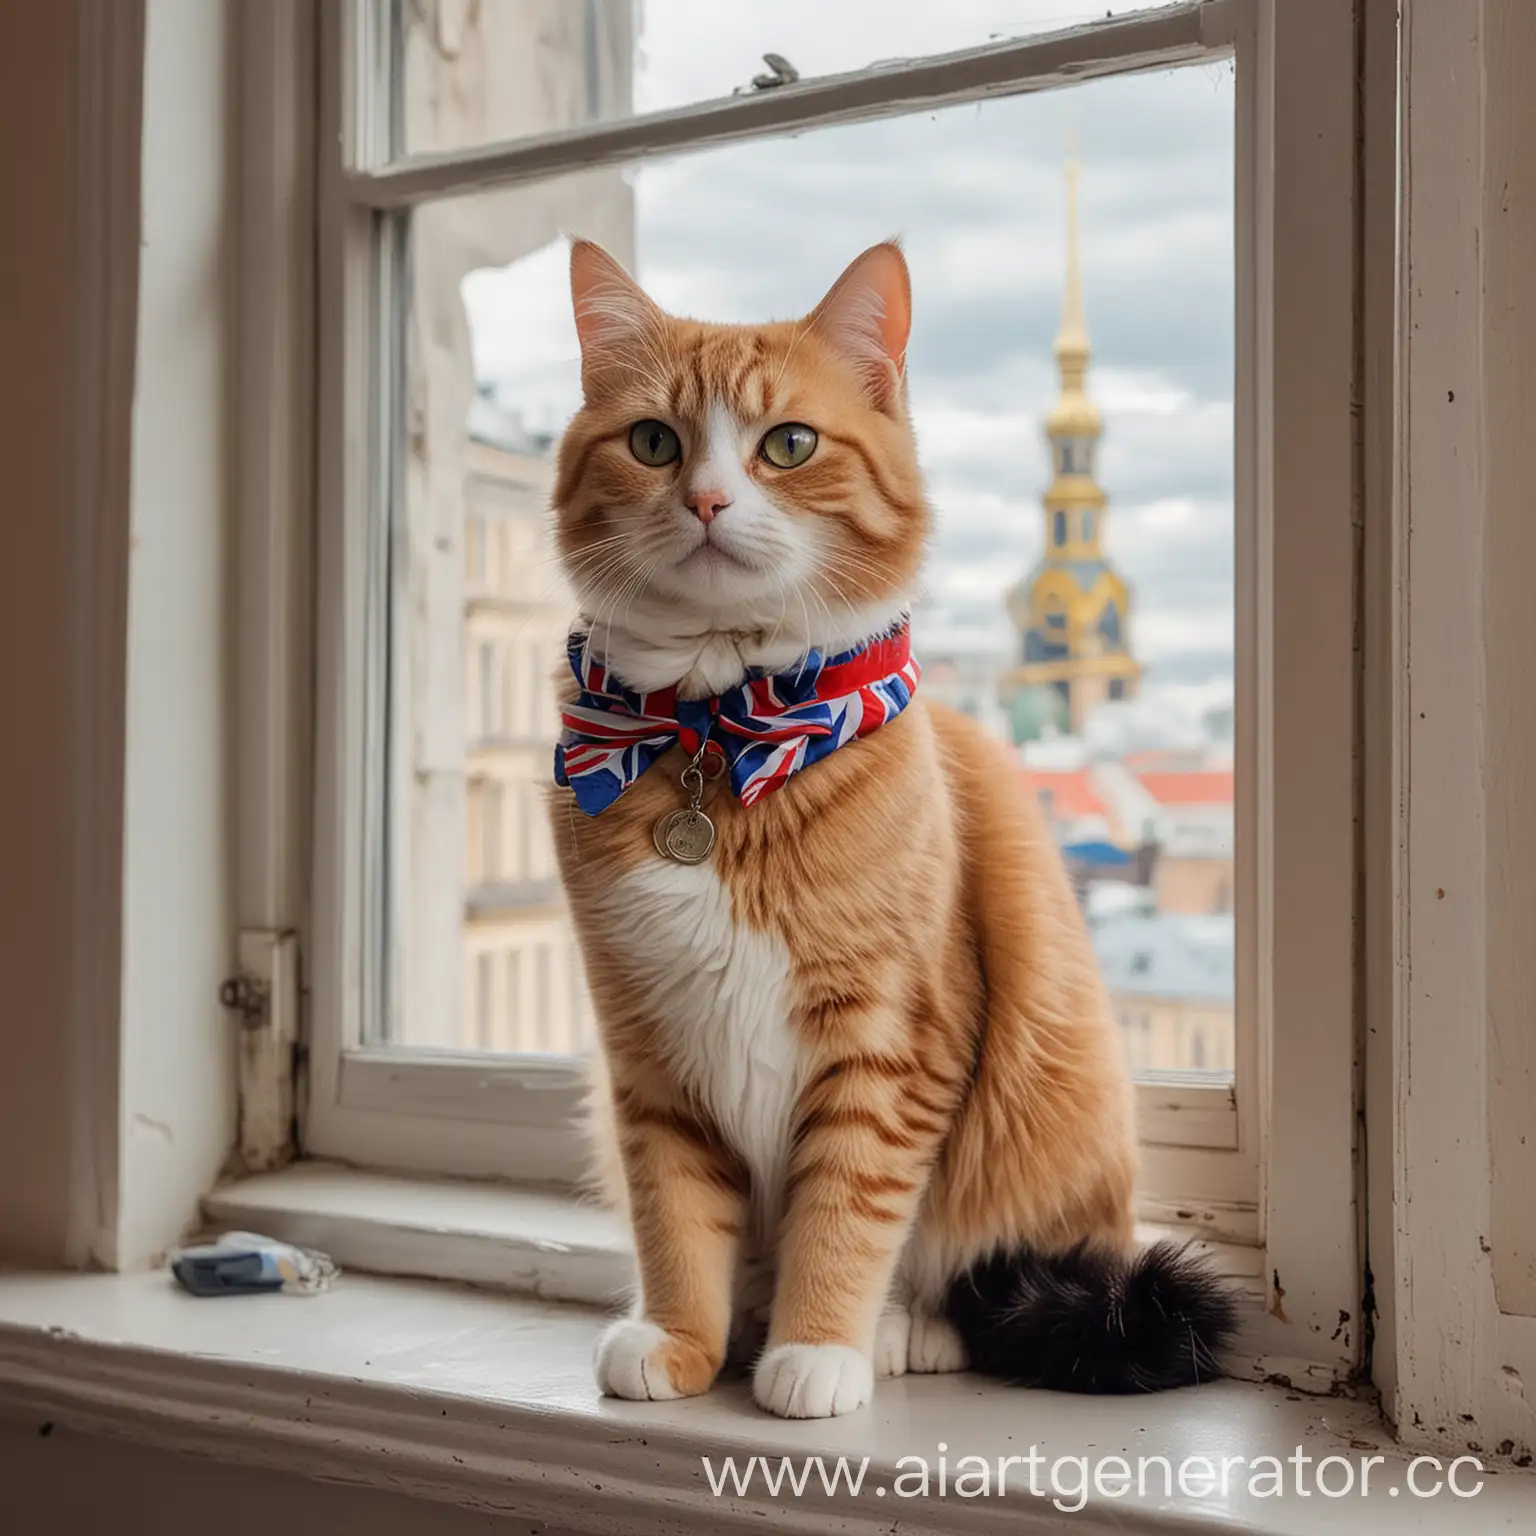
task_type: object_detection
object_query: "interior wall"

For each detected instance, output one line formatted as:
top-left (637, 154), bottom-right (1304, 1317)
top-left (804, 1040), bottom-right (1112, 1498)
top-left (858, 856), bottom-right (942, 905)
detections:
top-left (115, 0), bottom-right (240, 1269)
top-left (1484, 0), bottom-right (1536, 1317)
top-left (0, 0), bottom-right (241, 1271)
top-left (0, 1419), bottom-right (571, 1536)
top-left (0, 5), bottom-right (139, 1266)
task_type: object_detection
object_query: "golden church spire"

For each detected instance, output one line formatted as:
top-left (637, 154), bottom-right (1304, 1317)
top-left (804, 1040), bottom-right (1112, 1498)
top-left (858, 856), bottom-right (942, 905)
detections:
top-left (1001, 151), bottom-right (1142, 741)
top-left (1047, 151), bottom-right (1102, 446)
top-left (1055, 155), bottom-right (1089, 384)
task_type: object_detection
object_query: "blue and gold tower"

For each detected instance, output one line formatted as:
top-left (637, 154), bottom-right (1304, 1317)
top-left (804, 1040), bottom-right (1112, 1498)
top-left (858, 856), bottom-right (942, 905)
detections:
top-left (1003, 156), bottom-right (1142, 742)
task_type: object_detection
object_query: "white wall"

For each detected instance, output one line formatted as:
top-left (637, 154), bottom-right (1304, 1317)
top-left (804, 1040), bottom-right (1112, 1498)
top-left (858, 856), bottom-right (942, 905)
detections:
top-left (0, 0), bottom-right (239, 1272)
top-left (115, 0), bottom-right (239, 1268)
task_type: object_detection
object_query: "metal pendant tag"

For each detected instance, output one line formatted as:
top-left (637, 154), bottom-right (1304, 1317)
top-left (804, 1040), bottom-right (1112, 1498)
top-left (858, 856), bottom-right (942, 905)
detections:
top-left (653, 743), bottom-right (720, 864)
top-left (653, 807), bottom-right (716, 865)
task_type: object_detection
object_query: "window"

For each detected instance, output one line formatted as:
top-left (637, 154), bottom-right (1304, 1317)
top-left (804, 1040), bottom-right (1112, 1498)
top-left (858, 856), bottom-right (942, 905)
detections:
top-left (298, 0), bottom-right (1361, 1387)
top-left (475, 640), bottom-right (497, 740)
top-left (1097, 600), bottom-right (1122, 645)
top-left (474, 953), bottom-right (494, 1050)
top-left (1059, 437), bottom-right (1095, 474)
top-left (505, 949), bottom-right (522, 1048)
top-left (479, 779), bottom-right (502, 883)
top-left (465, 513), bottom-right (488, 584)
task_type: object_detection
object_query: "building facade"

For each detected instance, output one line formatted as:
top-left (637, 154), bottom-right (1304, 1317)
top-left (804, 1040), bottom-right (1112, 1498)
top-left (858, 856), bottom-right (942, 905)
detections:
top-left (1092, 910), bottom-right (1235, 1076)
top-left (396, 1), bottom-right (638, 1051)
top-left (1003, 158), bottom-right (1142, 739)
top-left (460, 402), bottom-right (593, 1053)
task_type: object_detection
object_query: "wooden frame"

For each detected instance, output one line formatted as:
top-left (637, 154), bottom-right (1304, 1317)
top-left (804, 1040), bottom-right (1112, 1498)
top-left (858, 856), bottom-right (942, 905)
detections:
top-left (1377, 0), bottom-right (1536, 1456)
top-left (289, 0), bottom-right (1362, 1385)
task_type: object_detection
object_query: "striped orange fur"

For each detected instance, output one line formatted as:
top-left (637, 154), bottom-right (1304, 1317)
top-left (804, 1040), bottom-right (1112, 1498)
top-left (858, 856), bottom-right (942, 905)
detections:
top-left (549, 239), bottom-right (1152, 1419)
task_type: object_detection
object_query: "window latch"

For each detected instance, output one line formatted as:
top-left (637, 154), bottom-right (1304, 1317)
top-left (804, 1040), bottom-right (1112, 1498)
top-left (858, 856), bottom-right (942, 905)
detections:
top-left (749, 53), bottom-right (800, 92)
top-left (219, 972), bottom-right (270, 1025)
top-left (223, 931), bottom-right (302, 1172)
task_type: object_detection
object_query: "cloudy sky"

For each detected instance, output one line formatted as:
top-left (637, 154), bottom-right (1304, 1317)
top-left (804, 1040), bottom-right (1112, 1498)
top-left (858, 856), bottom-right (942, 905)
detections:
top-left (462, 1), bottom-right (1235, 719)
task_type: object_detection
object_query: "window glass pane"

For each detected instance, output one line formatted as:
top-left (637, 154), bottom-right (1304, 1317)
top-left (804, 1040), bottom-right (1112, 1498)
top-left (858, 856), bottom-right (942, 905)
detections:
top-left (392, 0), bottom-right (1174, 159)
top-left (384, 62), bottom-right (1234, 1079)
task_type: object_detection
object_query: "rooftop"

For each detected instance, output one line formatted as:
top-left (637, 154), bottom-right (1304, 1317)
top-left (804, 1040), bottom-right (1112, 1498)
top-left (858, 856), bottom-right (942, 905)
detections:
top-left (1022, 766), bottom-right (1105, 820)
top-left (1135, 769), bottom-right (1235, 806)
top-left (468, 384), bottom-right (556, 457)
top-left (1092, 910), bottom-right (1235, 1003)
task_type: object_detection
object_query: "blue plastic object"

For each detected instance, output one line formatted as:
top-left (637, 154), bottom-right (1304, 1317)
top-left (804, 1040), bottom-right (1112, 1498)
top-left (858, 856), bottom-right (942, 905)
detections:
top-left (171, 1242), bottom-right (291, 1296)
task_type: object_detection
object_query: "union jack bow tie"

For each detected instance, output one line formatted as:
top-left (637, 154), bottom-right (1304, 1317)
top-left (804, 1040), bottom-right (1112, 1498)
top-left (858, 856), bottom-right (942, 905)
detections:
top-left (554, 624), bottom-right (922, 816)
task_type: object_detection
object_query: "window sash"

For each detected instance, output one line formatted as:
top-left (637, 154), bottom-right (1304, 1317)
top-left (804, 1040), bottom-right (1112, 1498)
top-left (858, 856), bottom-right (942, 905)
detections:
top-left (348, 1), bottom-right (1241, 202)
top-left (295, 0), bottom-right (1360, 1379)
top-left (313, 0), bottom-right (1249, 1172)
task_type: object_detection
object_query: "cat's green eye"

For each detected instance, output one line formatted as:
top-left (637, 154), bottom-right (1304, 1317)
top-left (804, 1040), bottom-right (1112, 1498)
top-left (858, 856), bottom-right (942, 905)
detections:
top-left (629, 420), bottom-right (682, 467)
top-left (759, 423), bottom-right (818, 470)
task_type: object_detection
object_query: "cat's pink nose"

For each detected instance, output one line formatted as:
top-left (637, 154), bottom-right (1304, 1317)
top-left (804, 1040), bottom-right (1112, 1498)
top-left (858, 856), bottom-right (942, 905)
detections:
top-left (685, 489), bottom-right (732, 525)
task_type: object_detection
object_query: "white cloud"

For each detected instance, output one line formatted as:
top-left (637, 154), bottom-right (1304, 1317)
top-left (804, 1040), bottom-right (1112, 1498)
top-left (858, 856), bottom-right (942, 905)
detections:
top-left (462, 25), bottom-right (1236, 693)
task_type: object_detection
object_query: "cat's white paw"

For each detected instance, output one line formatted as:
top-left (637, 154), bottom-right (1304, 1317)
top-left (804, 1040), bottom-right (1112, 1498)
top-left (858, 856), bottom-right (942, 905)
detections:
top-left (907, 1312), bottom-right (969, 1374)
top-left (754, 1343), bottom-right (874, 1418)
top-left (594, 1318), bottom-right (683, 1401)
top-left (872, 1308), bottom-right (912, 1378)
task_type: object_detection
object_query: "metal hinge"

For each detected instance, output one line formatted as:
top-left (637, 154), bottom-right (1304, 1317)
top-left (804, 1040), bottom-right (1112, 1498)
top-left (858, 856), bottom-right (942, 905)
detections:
top-left (219, 929), bottom-right (301, 1172)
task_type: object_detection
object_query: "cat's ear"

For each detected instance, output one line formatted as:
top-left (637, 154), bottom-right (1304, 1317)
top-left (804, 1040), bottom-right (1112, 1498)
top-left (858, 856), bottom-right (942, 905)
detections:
top-left (569, 238), bottom-right (662, 393)
top-left (807, 242), bottom-right (912, 414)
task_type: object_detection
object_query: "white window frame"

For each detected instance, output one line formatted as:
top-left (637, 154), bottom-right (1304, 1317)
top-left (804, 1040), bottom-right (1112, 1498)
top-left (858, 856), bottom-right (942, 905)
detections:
top-left (272, 0), bottom-right (1363, 1386)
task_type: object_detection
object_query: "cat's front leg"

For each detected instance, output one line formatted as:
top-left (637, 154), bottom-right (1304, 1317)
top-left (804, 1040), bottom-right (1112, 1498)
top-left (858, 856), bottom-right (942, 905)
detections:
top-left (755, 1050), bottom-right (951, 1419)
top-left (596, 1066), bottom-right (747, 1402)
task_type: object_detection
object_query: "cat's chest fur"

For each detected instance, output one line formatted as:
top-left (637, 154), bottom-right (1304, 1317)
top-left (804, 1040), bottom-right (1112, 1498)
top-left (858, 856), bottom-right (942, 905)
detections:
top-left (603, 859), bottom-right (804, 1234)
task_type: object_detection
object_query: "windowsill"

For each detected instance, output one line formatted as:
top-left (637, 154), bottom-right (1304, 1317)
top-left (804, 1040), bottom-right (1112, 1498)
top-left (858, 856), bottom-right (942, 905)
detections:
top-left (0, 1267), bottom-right (1530, 1534)
top-left (204, 1162), bottom-right (632, 1306)
top-left (201, 1161), bottom-right (1268, 1317)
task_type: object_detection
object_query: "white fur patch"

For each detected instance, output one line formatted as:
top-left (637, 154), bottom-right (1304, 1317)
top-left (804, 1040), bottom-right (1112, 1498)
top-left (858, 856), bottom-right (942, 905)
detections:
top-left (594, 1318), bottom-right (682, 1401)
top-left (601, 860), bottom-right (802, 1242)
top-left (906, 1312), bottom-right (969, 1374)
top-left (754, 1343), bottom-right (873, 1418)
top-left (872, 1307), bottom-right (912, 1379)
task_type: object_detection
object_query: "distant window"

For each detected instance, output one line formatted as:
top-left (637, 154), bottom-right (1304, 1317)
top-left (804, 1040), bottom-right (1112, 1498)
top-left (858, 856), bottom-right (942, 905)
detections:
top-left (1109, 678), bottom-right (1126, 701)
top-left (466, 515), bottom-right (488, 582)
top-left (1081, 508), bottom-right (1095, 542)
top-left (505, 950), bottom-right (522, 1049)
top-left (1058, 438), bottom-right (1094, 475)
top-left (1099, 602), bottom-right (1123, 647)
top-left (1192, 1031), bottom-right (1208, 1070)
top-left (1052, 509), bottom-right (1068, 546)
top-left (480, 780), bottom-right (502, 881)
top-left (1131, 951), bottom-right (1151, 975)
top-left (527, 642), bottom-right (545, 738)
top-left (581, 0), bottom-right (603, 117)
top-left (1044, 608), bottom-right (1067, 630)
top-left (475, 954), bottom-right (494, 1050)
top-left (534, 945), bottom-right (553, 1049)
top-left (478, 641), bottom-right (497, 738)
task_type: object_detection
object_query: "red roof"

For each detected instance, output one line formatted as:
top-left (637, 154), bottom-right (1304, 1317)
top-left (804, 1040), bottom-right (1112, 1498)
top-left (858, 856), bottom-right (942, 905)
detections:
top-left (1122, 747), bottom-right (1203, 771)
top-left (1135, 770), bottom-right (1235, 806)
top-left (1022, 769), bottom-right (1105, 820)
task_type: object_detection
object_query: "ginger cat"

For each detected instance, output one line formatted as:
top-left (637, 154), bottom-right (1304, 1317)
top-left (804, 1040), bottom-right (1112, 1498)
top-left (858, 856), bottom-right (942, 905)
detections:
top-left (547, 238), bottom-right (1236, 1419)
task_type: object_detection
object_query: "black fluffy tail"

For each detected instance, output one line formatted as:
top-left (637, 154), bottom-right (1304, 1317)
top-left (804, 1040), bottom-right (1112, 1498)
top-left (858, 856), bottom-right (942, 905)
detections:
top-left (946, 1240), bottom-right (1239, 1393)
